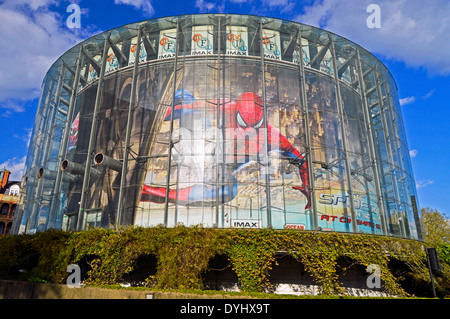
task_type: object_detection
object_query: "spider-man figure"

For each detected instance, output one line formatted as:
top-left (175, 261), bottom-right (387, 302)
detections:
top-left (141, 90), bottom-right (311, 209)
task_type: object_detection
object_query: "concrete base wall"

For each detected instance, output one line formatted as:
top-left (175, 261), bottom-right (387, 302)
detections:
top-left (0, 280), bottom-right (392, 299)
top-left (0, 280), bottom-right (243, 299)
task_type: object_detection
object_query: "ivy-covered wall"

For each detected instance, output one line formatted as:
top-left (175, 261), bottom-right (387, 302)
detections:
top-left (0, 226), bottom-right (448, 297)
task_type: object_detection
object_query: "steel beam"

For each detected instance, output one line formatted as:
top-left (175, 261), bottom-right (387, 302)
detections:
top-left (116, 26), bottom-right (142, 228)
top-left (77, 34), bottom-right (110, 231)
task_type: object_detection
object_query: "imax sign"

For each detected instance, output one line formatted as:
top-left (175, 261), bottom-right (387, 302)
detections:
top-left (232, 220), bottom-right (261, 228)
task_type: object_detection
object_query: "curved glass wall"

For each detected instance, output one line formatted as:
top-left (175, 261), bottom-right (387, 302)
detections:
top-left (12, 14), bottom-right (423, 240)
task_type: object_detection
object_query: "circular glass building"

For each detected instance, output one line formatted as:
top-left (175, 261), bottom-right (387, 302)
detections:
top-left (13, 14), bottom-right (423, 240)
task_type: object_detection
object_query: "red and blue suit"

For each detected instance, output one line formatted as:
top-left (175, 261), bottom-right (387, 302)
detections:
top-left (141, 90), bottom-right (311, 209)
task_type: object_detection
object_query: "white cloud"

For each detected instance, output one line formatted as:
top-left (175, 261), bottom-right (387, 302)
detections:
top-left (262, 0), bottom-right (295, 13)
top-left (399, 96), bottom-right (415, 106)
top-left (0, 1), bottom-right (92, 112)
top-left (195, 0), bottom-right (224, 12)
top-left (0, 100), bottom-right (26, 113)
top-left (409, 149), bottom-right (418, 158)
top-left (416, 178), bottom-right (434, 189)
top-left (196, 0), bottom-right (296, 15)
top-left (422, 89), bottom-right (435, 99)
top-left (114, 0), bottom-right (155, 16)
top-left (0, 156), bottom-right (26, 181)
top-left (294, 0), bottom-right (450, 76)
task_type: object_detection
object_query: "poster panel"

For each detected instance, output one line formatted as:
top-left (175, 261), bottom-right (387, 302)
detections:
top-left (87, 54), bottom-right (101, 83)
top-left (128, 36), bottom-right (147, 65)
top-left (262, 29), bottom-right (281, 60)
top-left (226, 26), bottom-right (248, 56)
top-left (191, 25), bottom-right (214, 56)
top-left (158, 28), bottom-right (177, 59)
top-left (68, 111), bottom-right (79, 151)
top-left (135, 62), bottom-right (312, 229)
top-left (105, 45), bottom-right (120, 74)
top-left (293, 38), bottom-right (311, 67)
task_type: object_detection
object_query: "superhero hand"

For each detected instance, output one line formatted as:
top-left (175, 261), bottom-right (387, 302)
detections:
top-left (288, 157), bottom-right (306, 166)
top-left (281, 151), bottom-right (306, 167)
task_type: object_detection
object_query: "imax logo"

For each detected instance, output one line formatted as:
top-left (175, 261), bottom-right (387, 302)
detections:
top-left (232, 220), bottom-right (261, 228)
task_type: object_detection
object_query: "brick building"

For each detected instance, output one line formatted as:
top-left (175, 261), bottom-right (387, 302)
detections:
top-left (0, 169), bottom-right (20, 235)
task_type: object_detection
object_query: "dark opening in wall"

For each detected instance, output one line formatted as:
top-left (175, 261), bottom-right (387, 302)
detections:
top-left (336, 256), bottom-right (375, 291)
top-left (123, 254), bottom-right (158, 286)
top-left (388, 257), bottom-right (432, 297)
top-left (202, 254), bottom-right (239, 291)
top-left (266, 252), bottom-right (317, 294)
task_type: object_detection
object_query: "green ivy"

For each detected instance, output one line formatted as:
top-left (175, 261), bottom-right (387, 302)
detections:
top-left (0, 226), bottom-right (448, 297)
top-left (436, 244), bottom-right (450, 264)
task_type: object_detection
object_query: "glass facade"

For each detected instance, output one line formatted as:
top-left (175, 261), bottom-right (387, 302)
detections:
top-left (12, 14), bottom-right (423, 240)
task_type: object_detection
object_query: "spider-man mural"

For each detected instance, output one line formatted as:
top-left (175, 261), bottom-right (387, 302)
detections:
top-left (141, 89), bottom-right (311, 210)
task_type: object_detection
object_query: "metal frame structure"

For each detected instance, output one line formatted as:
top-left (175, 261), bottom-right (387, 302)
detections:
top-left (12, 14), bottom-right (423, 240)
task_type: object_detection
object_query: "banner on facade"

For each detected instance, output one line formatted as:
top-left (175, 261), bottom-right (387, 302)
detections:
top-left (129, 36), bottom-right (147, 65)
top-left (262, 29), bottom-right (281, 61)
top-left (158, 28), bottom-right (177, 59)
top-left (226, 26), bottom-right (248, 56)
top-left (191, 25), bottom-right (214, 56)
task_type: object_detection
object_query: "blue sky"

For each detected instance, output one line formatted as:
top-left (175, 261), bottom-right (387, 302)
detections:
top-left (0, 0), bottom-right (448, 215)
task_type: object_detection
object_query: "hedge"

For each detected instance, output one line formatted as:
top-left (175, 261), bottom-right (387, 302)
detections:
top-left (0, 226), bottom-right (449, 297)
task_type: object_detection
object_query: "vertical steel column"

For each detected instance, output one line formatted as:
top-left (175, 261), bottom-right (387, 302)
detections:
top-left (297, 27), bottom-right (318, 230)
top-left (214, 16), bottom-right (222, 228)
top-left (164, 19), bottom-right (180, 227)
top-left (356, 49), bottom-right (388, 235)
top-left (173, 21), bottom-right (188, 225)
top-left (116, 26), bottom-right (142, 228)
top-left (269, 31), bottom-right (286, 225)
top-left (259, 20), bottom-right (272, 228)
top-left (77, 35), bottom-right (110, 231)
top-left (329, 37), bottom-right (358, 233)
top-left (47, 48), bottom-right (84, 229)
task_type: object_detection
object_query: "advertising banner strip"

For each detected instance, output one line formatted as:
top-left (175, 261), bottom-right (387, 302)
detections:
top-left (87, 54), bottom-right (101, 83)
top-left (129, 37), bottom-right (147, 66)
top-left (191, 25), bottom-right (214, 56)
top-left (293, 38), bottom-right (311, 67)
top-left (231, 219), bottom-right (262, 228)
top-left (105, 45), bottom-right (121, 74)
top-left (262, 29), bottom-right (281, 61)
top-left (158, 28), bottom-right (177, 60)
top-left (226, 26), bottom-right (248, 56)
